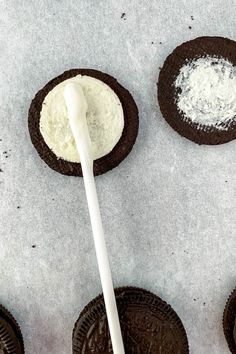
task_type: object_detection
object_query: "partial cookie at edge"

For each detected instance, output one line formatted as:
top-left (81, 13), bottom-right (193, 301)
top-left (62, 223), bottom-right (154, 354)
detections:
top-left (0, 304), bottom-right (24, 354)
top-left (223, 288), bottom-right (236, 354)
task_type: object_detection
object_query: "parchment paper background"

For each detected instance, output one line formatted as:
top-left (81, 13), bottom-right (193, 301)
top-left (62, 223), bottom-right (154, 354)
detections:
top-left (0, 1), bottom-right (235, 353)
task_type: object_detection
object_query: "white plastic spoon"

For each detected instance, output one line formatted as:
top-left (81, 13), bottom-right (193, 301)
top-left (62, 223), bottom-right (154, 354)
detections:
top-left (64, 82), bottom-right (125, 354)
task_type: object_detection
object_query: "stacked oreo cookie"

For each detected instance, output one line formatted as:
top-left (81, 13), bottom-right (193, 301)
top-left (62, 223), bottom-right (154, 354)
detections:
top-left (73, 287), bottom-right (189, 354)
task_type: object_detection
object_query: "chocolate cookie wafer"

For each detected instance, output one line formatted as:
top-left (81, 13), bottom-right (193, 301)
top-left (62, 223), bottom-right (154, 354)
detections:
top-left (0, 304), bottom-right (24, 354)
top-left (73, 286), bottom-right (189, 354)
top-left (223, 288), bottom-right (236, 354)
top-left (158, 36), bottom-right (236, 145)
top-left (28, 69), bottom-right (139, 176)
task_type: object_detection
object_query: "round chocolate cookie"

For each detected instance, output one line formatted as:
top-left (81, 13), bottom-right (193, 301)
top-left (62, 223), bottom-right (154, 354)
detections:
top-left (223, 288), bottom-right (236, 353)
top-left (73, 286), bottom-right (189, 353)
top-left (158, 36), bottom-right (236, 145)
top-left (28, 69), bottom-right (139, 176)
top-left (0, 304), bottom-right (24, 353)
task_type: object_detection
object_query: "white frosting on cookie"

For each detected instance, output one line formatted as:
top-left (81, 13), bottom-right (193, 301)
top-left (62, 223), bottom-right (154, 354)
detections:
top-left (40, 75), bottom-right (124, 162)
top-left (175, 57), bottom-right (236, 129)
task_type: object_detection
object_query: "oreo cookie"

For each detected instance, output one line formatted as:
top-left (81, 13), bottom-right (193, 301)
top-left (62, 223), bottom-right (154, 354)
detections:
top-left (28, 69), bottom-right (139, 176)
top-left (73, 286), bottom-right (189, 353)
top-left (223, 288), bottom-right (236, 353)
top-left (158, 36), bottom-right (236, 145)
top-left (0, 304), bottom-right (24, 353)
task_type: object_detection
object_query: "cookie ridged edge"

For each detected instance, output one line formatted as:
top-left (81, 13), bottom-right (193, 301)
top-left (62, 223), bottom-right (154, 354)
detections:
top-left (223, 288), bottom-right (236, 353)
top-left (0, 304), bottom-right (24, 353)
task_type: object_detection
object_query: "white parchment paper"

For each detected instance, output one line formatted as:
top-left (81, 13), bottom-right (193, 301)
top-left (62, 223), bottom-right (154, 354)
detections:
top-left (0, 1), bottom-right (235, 353)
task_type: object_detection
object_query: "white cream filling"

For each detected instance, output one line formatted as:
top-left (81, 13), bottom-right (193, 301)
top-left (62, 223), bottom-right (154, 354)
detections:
top-left (175, 57), bottom-right (236, 129)
top-left (40, 75), bottom-right (124, 162)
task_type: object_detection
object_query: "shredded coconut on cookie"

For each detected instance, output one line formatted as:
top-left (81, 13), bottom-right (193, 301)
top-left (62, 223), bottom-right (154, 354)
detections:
top-left (175, 56), bottom-right (236, 129)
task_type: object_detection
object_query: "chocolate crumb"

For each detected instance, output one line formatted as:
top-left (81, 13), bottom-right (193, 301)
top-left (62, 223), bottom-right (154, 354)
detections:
top-left (151, 41), bottom-right (154, 44)
top-left (203, 302), bottom-right (206, 306)
top-left (189, 26), bottom-right (192, 29)
top-left (159, 41), bottom-right (162, 44)
top-left (225, 180), bottom-right (228, 183)
top-left (191, 16), bottom-right (194, 20)
top-left (3, 151), bottom-right (7, 154)
top-left (193, 299), bottom-right (196, 301)
top-left (121, 12), bottom-right (126, 19)
top-left (17, 206), bottom-right (21, 209)
top-left (52, 198), bottom-right (54, 201)
top-left (32, 245), bottom-right (36, 248)
top-left (0, 168), bottom-right (2, 172)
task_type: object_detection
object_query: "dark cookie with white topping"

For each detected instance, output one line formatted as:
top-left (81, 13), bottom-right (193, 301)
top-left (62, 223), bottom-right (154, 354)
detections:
top-left (28, 69), bottom-right (139, 176)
